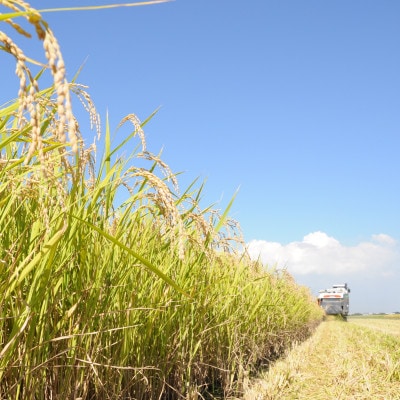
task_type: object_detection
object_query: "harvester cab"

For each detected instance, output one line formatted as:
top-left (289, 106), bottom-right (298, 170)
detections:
top-left (318, 283), bottom-right (350, 319)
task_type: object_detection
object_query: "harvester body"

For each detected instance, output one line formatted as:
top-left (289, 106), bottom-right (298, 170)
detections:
top-left (318, 283), bottom-right (350, 317)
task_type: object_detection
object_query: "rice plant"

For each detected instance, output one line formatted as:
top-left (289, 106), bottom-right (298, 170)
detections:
top-left (0, 2), bottom-right (324, 398)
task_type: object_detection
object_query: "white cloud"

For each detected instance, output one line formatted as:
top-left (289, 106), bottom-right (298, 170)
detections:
top-left (246, 231), bottom-right (400, 276)
top-left (371, 233), bottom-right (397, 246)
top-left (246, 232), bottom-right (400, 313)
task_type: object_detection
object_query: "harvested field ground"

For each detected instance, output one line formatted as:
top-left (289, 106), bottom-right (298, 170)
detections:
top-left (349, 315), bottom-right (400, 337)
top-left (244, 316), bottom-right (400, 399)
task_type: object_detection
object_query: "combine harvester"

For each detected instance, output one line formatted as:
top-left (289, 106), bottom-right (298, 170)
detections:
top-left (317, 283), bottom-right (350, 320)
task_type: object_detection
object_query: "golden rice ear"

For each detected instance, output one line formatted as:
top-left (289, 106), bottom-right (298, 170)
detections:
top-left (0, 31), bottom-right (39, 162)
top-left (138, 151), bottom-right (180, 193)
top-left (72, 84), bottom-right (101, 139)
top-left (119, 114), bottom-right (147, 152)
top-left (1, 0), bottom-right (80, 161)
top-left (4, 19), bottom-right (32, 38)
top-left (130, 167), bottom-right (185, 259)
top-left (42, 28), bottom-right (79, 153)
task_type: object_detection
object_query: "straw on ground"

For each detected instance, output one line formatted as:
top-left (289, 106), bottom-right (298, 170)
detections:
top-left (244, 316), bottom-right (400, 400)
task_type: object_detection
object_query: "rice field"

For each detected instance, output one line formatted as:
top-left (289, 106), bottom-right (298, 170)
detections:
top-left (349, 314), bottom-right (400, 337)
top-left (244, 316), bottom-right (400, 399)
top-left (0, 2), bottom-right (324, 399)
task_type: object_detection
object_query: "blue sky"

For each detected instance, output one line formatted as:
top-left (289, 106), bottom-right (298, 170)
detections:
top-left (1, 0), bottom-right (400, 313)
